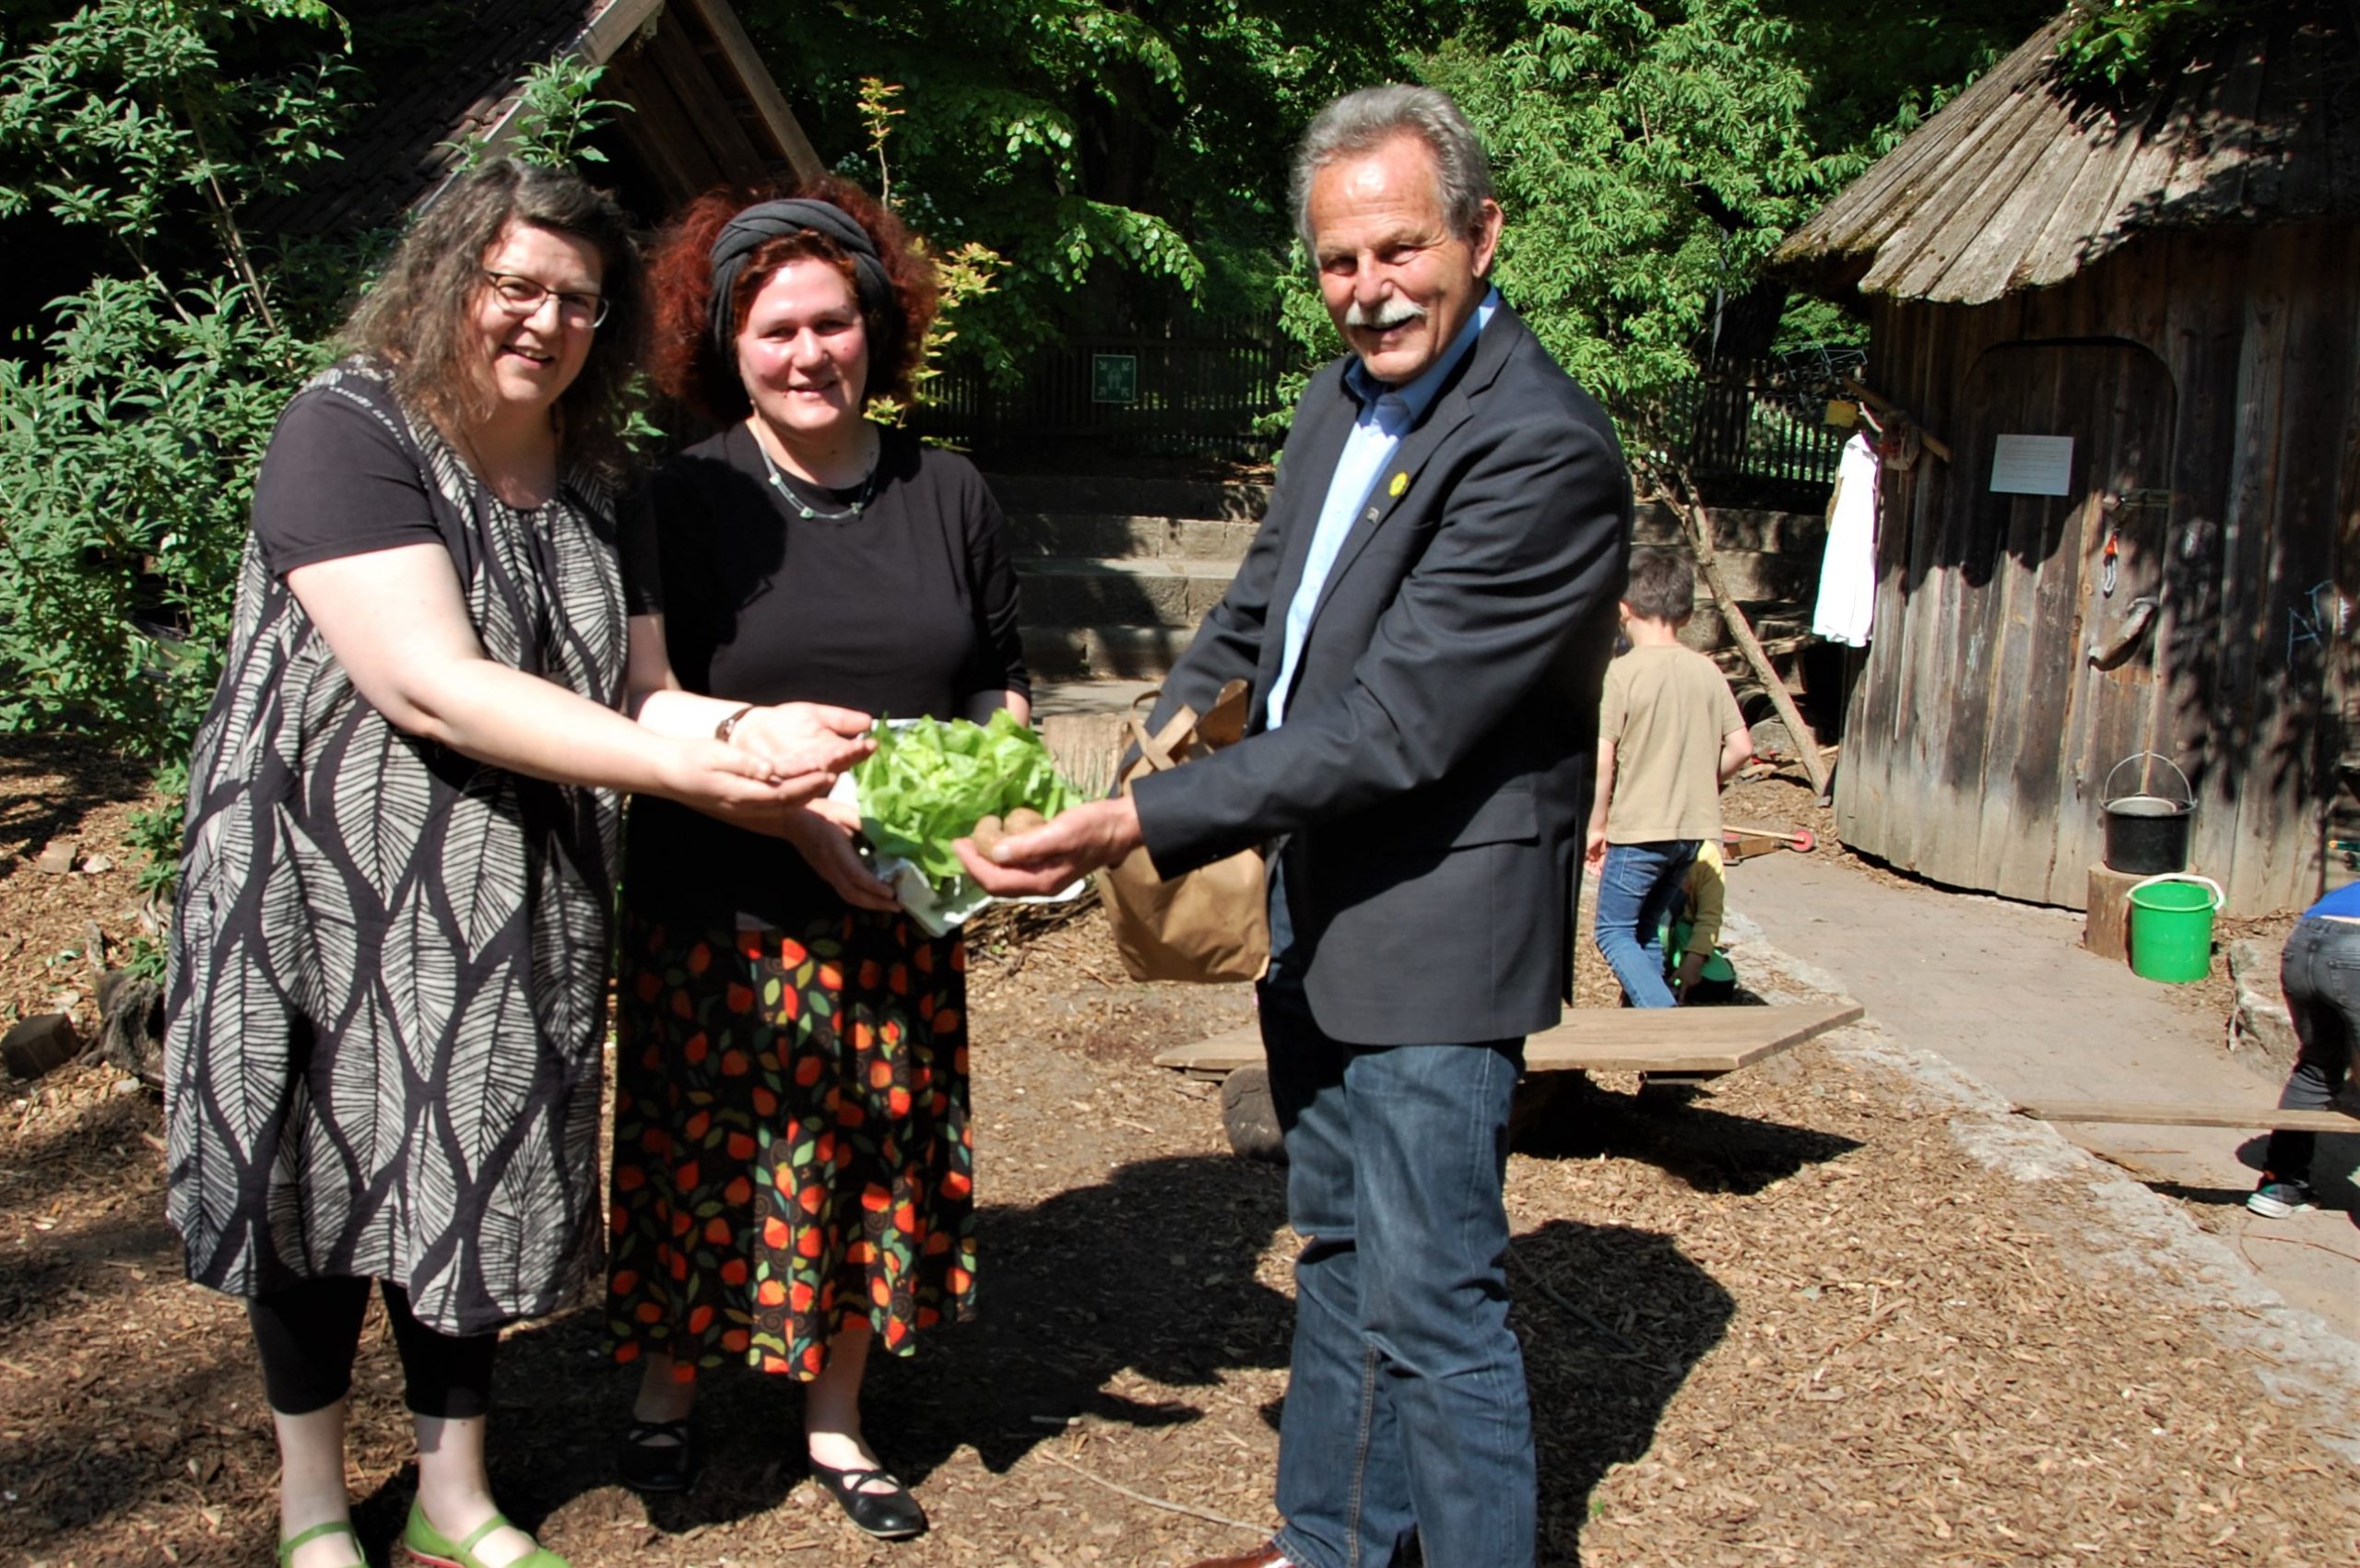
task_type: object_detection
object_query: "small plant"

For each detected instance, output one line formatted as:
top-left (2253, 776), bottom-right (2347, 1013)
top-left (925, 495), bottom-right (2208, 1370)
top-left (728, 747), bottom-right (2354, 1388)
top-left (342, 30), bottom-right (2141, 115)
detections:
top-left (856, 77), bottom-right (905, 209)
top-left (850, 77), bottom-right (1006, 430)
top-left (445, 54), bottom-right (632, 171)
top-left (124, 759), bottom-right (190, 899)
top-left (121, 934), bottom-right (169, 984)
top-left (2059, 0), bottom-right (2243, 88)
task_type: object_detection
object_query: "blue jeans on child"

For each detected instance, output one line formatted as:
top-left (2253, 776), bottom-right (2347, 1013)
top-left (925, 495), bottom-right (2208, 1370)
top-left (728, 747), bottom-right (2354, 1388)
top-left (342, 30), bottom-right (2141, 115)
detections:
top-left (1594, 839), bottom-right (1700, 1008)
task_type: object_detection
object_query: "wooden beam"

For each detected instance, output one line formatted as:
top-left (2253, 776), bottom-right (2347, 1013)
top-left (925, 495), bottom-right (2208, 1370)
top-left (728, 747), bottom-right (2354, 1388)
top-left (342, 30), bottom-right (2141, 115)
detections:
top-left (1840, 375), bottom-right (1953, 462)
top-left (577, 0), bottom-right (667, 66)
top-left (1152, 1000), bottom-right (1864, 1077)
top-left (2015, 1100), bottom-right (2360, 1133)
top-left (1657, 459), bottom-right (1832, 799)
top-left (673, 0), bottom-right (826, 179)
top-left (642, 4), bottom-right (771, 185)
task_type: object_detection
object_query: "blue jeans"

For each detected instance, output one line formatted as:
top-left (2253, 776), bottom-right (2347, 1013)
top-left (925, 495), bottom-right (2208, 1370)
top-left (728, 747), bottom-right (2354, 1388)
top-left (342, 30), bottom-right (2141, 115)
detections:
top-left (1259, 880), bottom-right (1533, 1568)
top-left (2263, 914), bottom-right (2360, 1187)
top-left (1593, 839), bottom-right (1699, 1008)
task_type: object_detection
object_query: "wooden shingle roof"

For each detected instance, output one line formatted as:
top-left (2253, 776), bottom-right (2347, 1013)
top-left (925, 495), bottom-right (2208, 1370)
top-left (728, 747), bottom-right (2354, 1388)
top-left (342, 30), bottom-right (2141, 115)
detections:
top-left (1774, 4), bottom-right (2360, 305)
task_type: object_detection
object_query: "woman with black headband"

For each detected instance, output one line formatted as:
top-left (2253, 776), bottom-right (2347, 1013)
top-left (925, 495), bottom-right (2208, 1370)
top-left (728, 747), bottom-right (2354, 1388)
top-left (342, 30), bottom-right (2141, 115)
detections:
top-left (602, 178), bottom-right (1029, 1538)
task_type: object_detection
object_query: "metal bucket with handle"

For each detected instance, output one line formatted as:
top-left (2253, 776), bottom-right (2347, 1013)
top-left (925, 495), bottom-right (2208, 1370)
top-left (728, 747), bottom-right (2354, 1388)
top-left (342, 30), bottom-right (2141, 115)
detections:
top-left (2101, 752), bottom-right (2193, 875)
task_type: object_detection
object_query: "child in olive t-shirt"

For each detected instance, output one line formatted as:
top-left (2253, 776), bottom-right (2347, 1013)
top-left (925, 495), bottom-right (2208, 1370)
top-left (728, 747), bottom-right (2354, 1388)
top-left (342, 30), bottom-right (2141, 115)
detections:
top-left (1585, 548), bottom-right (1753, 1006)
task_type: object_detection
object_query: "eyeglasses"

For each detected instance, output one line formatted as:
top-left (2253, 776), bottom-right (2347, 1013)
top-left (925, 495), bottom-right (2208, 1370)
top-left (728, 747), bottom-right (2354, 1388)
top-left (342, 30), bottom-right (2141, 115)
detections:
top-left (480, 269), bottom-right (610, 328)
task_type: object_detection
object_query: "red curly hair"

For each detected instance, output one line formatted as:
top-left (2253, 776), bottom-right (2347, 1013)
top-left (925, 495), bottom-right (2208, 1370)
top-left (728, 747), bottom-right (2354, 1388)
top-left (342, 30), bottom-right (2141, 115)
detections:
top-left (644, 174), bottom-right (938, 423)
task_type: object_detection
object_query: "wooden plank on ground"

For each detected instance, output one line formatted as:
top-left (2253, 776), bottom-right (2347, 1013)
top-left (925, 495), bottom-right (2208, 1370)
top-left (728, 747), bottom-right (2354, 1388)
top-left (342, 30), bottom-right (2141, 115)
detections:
top-left (1152, 1000), bottom-right (1865, 1077)
top-left (2016, 1100), bottom-right (2360, 1132)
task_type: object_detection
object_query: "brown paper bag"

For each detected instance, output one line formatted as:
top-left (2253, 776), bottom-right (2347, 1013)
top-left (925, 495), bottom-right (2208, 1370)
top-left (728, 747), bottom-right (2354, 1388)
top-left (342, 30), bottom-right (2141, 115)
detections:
top-left (1095, 679), bottom-right (1269, 984)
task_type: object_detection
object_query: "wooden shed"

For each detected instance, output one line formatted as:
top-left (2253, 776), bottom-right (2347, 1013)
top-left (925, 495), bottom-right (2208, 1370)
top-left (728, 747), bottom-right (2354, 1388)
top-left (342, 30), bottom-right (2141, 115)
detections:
top-left (1773, 4), bottom-right (2360, 916)
top-left (256, 0), bottom-right (822, 238)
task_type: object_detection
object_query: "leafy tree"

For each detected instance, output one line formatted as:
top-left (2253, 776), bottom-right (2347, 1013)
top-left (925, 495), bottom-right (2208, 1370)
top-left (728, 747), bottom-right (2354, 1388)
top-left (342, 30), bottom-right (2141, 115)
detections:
top-left (0, 0), bottom-right (356, 759)
top-left (1414, 0), bottom-right (1840, 407)
top-left (1398, 1), bottom-right (2055, 401)
top-left (2059, 0), bottom-right (2250, 86)
top-left (1771, 0), bottom-right (2055, 170)
top-left (740, 0), bottom-right (1438, 375)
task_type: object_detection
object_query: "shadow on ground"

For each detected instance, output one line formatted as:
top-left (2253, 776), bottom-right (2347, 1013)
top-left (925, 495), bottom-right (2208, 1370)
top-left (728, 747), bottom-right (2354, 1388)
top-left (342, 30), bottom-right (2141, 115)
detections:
top-left (0, 733), bottom-right (152, 865)
top-left (1516, 1218), bottom-right (1736, 1565)
top-left (1512, 1073), bottom-right (1861, 1195)
top-left (480, 1153), bottom-right (1294, 1539)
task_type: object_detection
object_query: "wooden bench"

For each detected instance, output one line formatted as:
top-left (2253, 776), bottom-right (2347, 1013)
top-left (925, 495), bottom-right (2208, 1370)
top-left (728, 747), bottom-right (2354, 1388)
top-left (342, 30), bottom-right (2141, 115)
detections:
top-left (2013, 1100), bottom-right (2360, 1133)
top-left (1154, 998), bottom-right (1865, 1081)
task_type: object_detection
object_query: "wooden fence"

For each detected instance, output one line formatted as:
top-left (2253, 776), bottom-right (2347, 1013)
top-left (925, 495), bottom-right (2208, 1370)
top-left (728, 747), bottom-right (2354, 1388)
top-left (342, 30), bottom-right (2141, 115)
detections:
top-left (1642, 355), bottom-right (1855, 495)
top-left (913, 327), bottom-right (1852, 491)
top-left (909, 318), bottom-right (1296, 462)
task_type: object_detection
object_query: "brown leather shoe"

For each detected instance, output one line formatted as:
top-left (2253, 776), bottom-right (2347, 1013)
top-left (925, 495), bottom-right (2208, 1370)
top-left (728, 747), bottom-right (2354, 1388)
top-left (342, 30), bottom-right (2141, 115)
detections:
top-left (1183, 1548), bottom-right (1290, 1568)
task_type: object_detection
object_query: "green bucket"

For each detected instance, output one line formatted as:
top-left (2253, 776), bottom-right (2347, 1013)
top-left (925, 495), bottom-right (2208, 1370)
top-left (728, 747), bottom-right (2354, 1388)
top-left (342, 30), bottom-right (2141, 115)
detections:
top-left (2127, 873), bottom-right (2223, 984)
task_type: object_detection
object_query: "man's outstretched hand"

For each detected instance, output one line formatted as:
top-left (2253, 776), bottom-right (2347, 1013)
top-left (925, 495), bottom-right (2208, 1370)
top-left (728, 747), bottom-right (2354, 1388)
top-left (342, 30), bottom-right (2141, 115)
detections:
top-left (954, 796), bottom-right (1145, 897)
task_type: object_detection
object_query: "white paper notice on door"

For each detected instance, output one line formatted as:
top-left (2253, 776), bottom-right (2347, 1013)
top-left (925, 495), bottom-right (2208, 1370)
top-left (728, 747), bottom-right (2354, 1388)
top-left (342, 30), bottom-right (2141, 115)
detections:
top-left (1989, 434), bottom-right (2074, 496)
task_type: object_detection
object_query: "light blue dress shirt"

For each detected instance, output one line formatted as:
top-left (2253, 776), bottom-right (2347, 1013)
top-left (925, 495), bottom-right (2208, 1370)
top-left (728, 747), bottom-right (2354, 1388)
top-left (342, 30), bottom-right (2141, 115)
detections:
top-left (1266, 289), bottom-right (1500, 729)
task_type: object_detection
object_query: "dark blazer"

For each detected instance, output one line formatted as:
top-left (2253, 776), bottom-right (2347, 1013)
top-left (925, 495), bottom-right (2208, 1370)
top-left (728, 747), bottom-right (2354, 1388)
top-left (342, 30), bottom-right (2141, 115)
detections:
top-left (1131, 303), bottom-right (1631, 1045)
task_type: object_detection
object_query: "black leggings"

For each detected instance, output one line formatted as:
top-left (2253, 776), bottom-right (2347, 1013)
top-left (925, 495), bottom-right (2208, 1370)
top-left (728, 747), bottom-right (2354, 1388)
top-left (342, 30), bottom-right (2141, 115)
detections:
top-left (247, 1278), bottom-right (498, 1419)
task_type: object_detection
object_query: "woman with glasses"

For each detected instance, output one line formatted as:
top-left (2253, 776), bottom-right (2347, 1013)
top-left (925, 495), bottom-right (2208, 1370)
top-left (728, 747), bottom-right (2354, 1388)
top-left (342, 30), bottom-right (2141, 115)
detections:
top-left (600, 177), bottom-right (1027, 1538)
top-left (162, 159), bottom-right (873, 1568)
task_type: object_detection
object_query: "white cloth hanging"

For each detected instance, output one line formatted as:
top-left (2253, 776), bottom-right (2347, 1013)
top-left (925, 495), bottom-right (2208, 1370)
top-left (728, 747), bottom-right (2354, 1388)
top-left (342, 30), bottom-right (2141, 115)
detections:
top-left (1812, 430), bottom-right (1880, 647)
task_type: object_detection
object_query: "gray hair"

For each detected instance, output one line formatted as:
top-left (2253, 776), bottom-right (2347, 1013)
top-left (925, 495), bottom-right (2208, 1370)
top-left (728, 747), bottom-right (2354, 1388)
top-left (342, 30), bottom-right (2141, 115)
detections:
top-left (1290, 85), bottom-right (1495, 252)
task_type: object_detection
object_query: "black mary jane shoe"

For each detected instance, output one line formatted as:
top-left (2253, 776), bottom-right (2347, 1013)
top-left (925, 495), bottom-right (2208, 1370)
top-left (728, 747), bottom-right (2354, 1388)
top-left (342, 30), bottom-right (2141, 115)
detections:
top-left (809, 1459), bottom-right (928, 1539)
top-left (619, 1416), bottom-right (702, 1493)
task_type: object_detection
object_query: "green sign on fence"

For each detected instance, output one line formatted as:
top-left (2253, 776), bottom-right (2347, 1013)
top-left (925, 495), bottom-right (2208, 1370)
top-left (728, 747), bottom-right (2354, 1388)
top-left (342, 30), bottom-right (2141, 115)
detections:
top-left (1091, 353), bottom-right (1139, 405)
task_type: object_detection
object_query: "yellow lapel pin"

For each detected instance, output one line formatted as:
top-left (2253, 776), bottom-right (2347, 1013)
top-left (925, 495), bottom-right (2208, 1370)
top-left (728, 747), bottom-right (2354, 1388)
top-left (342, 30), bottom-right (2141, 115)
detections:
top-left (1387, 471), bottom-right (1409, 498)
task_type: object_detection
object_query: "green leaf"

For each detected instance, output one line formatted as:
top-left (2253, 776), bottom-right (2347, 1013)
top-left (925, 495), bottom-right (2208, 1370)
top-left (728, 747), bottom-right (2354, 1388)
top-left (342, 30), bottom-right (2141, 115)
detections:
top-left (850, 711), bottom-right (1080, 899)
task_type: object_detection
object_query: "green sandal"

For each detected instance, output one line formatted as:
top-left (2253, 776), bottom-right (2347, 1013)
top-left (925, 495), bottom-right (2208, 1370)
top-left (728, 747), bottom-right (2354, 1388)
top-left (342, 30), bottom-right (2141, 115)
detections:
top-left (401, 1498), bottom-right (571, 1568)
top-left (277, 1519), bottom-right (364, 1568)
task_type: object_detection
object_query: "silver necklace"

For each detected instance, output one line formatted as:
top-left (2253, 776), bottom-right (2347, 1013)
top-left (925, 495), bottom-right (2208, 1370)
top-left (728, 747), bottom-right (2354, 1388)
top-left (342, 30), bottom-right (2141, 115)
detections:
top-left (753, 434), bottom-right (877, 521)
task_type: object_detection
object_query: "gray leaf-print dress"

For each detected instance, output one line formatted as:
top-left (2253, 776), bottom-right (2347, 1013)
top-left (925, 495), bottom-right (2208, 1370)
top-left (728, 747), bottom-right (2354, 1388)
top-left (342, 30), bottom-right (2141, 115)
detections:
top-left (164, 358), bottom-right (627, 1335)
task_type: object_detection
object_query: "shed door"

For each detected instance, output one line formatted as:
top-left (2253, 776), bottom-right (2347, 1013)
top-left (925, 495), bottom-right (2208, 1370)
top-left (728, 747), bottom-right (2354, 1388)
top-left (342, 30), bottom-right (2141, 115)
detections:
top-left (1942, 340), bottom-right (2177, 907)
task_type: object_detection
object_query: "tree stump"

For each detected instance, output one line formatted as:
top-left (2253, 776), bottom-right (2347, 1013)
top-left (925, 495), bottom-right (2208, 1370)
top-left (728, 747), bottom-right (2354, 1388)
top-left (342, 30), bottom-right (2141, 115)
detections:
top-left (96, 969), bottom-right (165, 1087)
top-left (2083, 865), bottom-right (2141, 964)
top-left (1221, 1065), bottom-right (1286, 1162)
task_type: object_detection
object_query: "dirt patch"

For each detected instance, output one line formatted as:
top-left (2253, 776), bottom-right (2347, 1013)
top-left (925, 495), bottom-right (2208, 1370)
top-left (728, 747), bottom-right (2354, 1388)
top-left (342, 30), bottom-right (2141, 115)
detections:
top-left (4, 752), bottom-right (2355, 1567)
top-left (0, 735), bottom-right (161, 1043)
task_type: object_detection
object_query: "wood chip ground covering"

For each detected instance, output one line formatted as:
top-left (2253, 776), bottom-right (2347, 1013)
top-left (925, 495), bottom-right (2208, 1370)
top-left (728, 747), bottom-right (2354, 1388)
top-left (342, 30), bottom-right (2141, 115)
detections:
top-left (3, 738), bottom-right (2354, 1566)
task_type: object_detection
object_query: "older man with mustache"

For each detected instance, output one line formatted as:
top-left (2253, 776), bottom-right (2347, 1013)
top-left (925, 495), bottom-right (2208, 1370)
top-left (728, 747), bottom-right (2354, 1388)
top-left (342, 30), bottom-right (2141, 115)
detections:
top-left (963, 85), bottom-right (1630, 1567)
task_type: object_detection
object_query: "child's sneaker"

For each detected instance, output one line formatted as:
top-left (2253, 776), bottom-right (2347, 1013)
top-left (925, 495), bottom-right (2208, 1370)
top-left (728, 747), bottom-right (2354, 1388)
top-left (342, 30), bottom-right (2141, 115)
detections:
top-left (2247, 1177), bottom-right (2317, 1219)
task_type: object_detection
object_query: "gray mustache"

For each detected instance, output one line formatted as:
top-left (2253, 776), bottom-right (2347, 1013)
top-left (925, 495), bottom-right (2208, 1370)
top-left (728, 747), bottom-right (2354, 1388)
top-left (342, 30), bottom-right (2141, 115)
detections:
top-left (1344, 299), bottom-right (1427, 331)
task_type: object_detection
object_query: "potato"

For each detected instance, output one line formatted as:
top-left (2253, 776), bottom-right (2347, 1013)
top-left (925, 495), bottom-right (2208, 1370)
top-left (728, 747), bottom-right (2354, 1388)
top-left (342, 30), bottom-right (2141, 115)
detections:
top-left (1004, 807), bottom-right (1047, 833)
top-left (970, 813), bottom-right (1006, 856)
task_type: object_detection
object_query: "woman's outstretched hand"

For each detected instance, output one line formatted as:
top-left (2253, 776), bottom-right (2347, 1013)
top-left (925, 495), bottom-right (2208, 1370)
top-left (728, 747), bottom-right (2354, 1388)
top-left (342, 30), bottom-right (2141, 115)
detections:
top-left (656, 736), bottom-right (843, 810)
top-left (724, 701), bottom-right (876, 780)
top-left (777, 799), bottom-right (900, 912)
top-left (726, 699), bottom-right (878, 779)
top-left (667, 701), bottom-right (872, 809)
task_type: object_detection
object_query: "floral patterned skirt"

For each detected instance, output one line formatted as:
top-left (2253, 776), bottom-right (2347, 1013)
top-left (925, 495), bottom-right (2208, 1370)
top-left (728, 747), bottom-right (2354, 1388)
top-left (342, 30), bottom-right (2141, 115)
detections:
top-left (606, 907), bottom-right (976, 1379)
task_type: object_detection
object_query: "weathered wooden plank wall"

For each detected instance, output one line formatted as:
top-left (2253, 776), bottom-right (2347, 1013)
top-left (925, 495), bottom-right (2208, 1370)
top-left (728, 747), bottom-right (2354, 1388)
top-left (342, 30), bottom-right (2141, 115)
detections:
top-left (1839, 221), bottom-right (2360, 914)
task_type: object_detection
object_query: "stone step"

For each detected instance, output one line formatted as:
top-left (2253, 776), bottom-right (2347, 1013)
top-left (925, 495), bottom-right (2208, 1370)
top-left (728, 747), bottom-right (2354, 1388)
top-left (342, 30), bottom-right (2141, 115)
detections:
top-left (1679, 548), bottom-right (1816, 605)
top-left (1633, 501), bottom-right (1825, 556)
top-left (987, 472), bottom-right (1269, 523)
top-left (1013, 558), bottom-right (1236, 630)
top-left (1022, 622), bottom-right (1196, 683)
top-left (1005, 512), bottom-right (1261, 561)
